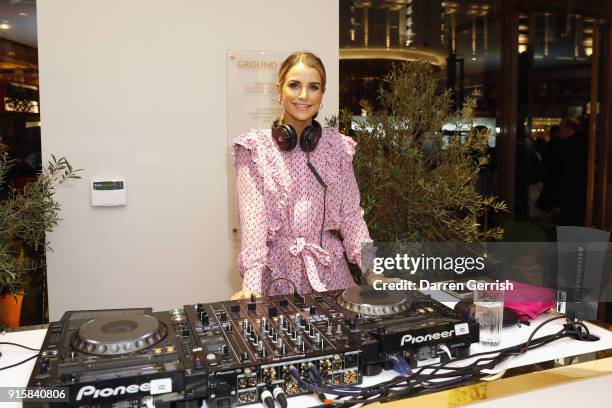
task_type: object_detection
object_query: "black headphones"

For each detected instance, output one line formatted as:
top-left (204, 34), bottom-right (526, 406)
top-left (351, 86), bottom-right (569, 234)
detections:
top-left (271, 118), bottom-right (327, 248)
top-left (271, 119), bottom-right (322, 152)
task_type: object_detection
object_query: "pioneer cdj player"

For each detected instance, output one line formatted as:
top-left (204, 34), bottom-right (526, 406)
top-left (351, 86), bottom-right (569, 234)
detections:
top-left (26, 286), bottom-right (478, 407)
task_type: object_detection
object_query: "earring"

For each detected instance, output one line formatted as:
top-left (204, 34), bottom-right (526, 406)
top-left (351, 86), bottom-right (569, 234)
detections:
top-left (278, 96), bottom-right (283, 104)
top-left (320, 102), bottom-right (324, 109)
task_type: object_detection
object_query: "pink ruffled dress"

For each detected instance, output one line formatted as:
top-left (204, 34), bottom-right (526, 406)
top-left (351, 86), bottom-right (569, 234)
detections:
top-left (233, 127), bottom-right (372, 295)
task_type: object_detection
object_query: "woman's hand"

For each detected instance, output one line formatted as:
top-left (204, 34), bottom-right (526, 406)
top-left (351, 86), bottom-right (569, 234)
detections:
top-left (230, 290), bottom-right (262, 300)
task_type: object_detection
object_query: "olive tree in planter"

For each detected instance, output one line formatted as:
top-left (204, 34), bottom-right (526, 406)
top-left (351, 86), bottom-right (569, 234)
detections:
top-left (0, 152), bottom-right (80, 327)
top-left (331, 61), bottom-right (507, 280)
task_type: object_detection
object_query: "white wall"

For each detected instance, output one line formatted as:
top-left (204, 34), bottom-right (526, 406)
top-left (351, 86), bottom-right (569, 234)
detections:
top-left (37, 0), bottom-right (339, 320)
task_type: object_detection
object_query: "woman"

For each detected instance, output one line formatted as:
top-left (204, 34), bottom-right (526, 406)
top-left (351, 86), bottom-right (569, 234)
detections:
top-left (231, 51), bottom-right (371, 299)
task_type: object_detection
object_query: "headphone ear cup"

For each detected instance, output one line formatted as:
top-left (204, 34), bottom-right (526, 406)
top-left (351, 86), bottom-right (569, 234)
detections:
top-left (272, 123), bottom-right (298, 151)
top-left (300, 120), bottom-right (322, 152)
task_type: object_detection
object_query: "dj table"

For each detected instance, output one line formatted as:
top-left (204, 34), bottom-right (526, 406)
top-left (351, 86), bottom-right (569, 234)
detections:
top-left (1, 288), bottom-right (611, 407)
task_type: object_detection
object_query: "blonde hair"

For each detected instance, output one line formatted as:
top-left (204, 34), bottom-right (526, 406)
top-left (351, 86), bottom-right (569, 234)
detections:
top-left (278, 51), bottom-right (326, 91)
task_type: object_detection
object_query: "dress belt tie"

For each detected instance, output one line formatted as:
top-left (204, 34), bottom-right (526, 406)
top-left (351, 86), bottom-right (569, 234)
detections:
top-left (288, 237), bottom-right (331, 292)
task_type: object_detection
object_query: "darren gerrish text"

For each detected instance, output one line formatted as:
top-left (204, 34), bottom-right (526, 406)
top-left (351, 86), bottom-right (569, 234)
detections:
top-left (372, 279), bottom-right (514, 291)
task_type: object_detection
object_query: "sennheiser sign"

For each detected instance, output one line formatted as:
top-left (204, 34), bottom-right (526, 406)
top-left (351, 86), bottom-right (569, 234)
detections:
top-left (226, 50), bottom-right (289, 239)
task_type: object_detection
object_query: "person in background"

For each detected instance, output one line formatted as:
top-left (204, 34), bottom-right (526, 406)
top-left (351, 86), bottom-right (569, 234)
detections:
top-left (536, 125), bottom-right (562, 214)
top-left (557, 118), bottom-right (587, 226)
top-left (230, 51), bottom-right (372, 300)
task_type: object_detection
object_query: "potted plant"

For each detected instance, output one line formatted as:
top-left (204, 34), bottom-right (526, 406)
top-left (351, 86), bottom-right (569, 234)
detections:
top-left (0, 151), bottom-right (80, 327)
top-left (332, 61), bottom-right (507, 281)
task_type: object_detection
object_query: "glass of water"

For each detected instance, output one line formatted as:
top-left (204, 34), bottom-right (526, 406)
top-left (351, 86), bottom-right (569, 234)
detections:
top-left (474, 288), bottom-right (504, 347)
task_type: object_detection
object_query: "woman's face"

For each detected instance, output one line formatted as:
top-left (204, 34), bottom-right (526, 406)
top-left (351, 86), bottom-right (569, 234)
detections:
top-left (278, 62), bottom-right (324, 124)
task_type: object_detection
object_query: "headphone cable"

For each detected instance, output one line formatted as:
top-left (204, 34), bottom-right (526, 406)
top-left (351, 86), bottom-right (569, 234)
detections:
top-left (306, 149), bottom-right (327, 248)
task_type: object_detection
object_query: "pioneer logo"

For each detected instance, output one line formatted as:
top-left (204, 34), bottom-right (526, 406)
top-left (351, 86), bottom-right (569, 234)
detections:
top-left (76, 383), bottom-right (150, 401)
top-left (400, 330), bottom-right (454, 346)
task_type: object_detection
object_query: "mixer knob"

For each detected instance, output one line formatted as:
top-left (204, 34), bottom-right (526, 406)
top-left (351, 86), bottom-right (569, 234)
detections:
top-left (277, 340), bottom-right (283, 350)
top-left (259, 347), bottom-right (267, 358)
top-left (225, 322), bottom-right (233, 332)
top-left (300, 342), bottom-right (306, 353)
top-left (326, 323), bottom-right (333, 335)
top-left (195, 303), bottom-right (205, 312)
top-left (248, 302), bottom-right (257, 313)
top-left (219, 311), bottom-right (227, 322)
top-left (279, 315), bottom-right (284, 325)
top-left (295, 335), bottom-right (301, 346)
top-left (291, 331), bottom-right (298, 341)
top-left (230, 304), bottom-right (240, 315)
top-left (281, 343), bottom-right (286, 355)
top-left (315, 333), bottom-right (320, 343)
top-left (300, 318), bottom-right (307, 328)
top-left (309, 326), bottom-right (316, 337)
top-left (39, 358), bottom-right (49, 374)
top-left (200, 312), bottom-right (209, 325)
top-left (310, 306), bottom-right (316, 315)
top-left (222, 345), bottom-right (229, 358)
top-left (241, 352), bottom-right (249, 362)
top-left (295, 313), bottom-right (301, 323)
top-left (336, 324), bottom-right (342, 334)
top-left (261, 317), bottom-right (267, 327)
top-left (272, 333), bottom-right (278, 343)
top-left (319, 338), bottom-right (325, 349)
top-left (282, 319), bottom-right (288, 331)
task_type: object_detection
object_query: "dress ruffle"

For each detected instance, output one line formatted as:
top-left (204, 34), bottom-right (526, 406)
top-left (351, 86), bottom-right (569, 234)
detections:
top-left (233, 128), bottom-right (359, 240)
top-left (317, 129), bottom-right (358, 231)
top-left (233, 130), bottom-right (290, 242)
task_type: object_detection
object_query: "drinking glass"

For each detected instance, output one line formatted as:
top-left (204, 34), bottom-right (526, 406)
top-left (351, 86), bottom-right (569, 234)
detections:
top-left (474, 288), bottom-right (504, 347)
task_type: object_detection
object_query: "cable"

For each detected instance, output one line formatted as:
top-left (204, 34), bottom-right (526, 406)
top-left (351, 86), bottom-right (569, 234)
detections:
top-left (521, 315), bottom-right (568, 353)
top-left (287, 367), bottom-right (362, 397)
top-left (306, 148), bottom-right (327, 249)
top-left (387, 353), bottom-right (412, 376)
top-left (264, 275), bottom-right (298, 296)
top-left (310, 315), bottom-right (598, 407)
top-left (260, 389), bottom-right (275, 408)
top-left (273, 386), bottom-right (288, 408)
top-left (0, 342), bottom-right (40, 351)
top-left (0, 354), bottom-right (39, 371)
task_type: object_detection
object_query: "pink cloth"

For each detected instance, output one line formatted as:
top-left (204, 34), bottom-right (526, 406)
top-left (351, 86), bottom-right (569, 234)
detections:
top-left (504, 280), bottom-right (556, 321)
top-left (233, 128), bottom-right (372, 295)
